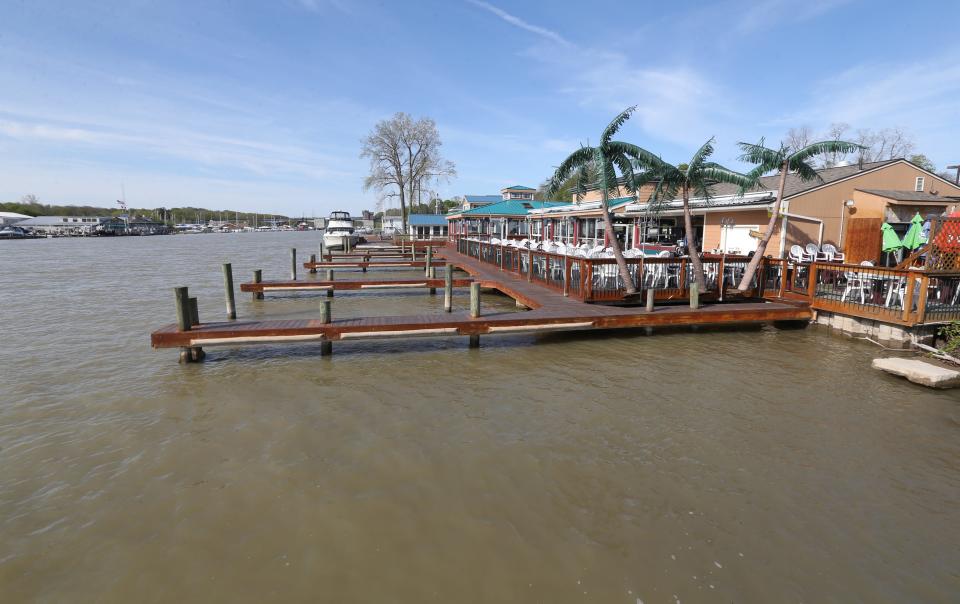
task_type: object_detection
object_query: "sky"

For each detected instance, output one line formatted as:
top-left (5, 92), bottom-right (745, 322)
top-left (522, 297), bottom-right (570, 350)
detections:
top-left (1, 0), bottom-right (958, 216)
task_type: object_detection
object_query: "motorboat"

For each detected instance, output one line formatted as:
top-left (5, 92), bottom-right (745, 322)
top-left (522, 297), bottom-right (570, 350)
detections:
top-left (322, 211), bottom-right (359, 249)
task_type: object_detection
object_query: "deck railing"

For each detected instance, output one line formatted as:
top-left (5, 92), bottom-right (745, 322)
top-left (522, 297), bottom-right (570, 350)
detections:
top-left (455, 236), bottom-right (758, 303)
top-left (455, 237), bottom-right (960, 325)
top-left (785, 261), bottom-right (960, 326)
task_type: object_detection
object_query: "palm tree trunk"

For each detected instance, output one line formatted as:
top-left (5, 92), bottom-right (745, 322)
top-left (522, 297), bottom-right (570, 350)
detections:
top-left (736, 162), bottom-right (788, 293)
top-left (682, 186), bottom-right (706, 290)
top-left (600, 186), bottom-right (637, 295)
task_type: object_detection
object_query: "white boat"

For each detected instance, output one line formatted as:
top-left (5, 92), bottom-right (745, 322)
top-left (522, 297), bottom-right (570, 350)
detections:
top-left (322, 211), bottom-right (359, 249)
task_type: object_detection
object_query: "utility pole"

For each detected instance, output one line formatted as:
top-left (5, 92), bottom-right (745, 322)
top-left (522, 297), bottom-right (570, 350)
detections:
top-left (947, 164), bottom-right (960, 185)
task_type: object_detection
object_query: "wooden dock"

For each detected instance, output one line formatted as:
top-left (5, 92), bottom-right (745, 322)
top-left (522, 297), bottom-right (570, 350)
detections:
top-left (151, 247), bottom-right (812, 356)
top-left (240, 277), bottom-right (473, 294)
top-left (303, 260), bottom-right (447, 270)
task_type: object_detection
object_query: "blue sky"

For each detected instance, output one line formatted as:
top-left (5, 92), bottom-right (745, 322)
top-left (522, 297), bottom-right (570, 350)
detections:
top-left (1, 0), bottom-right (958, 215)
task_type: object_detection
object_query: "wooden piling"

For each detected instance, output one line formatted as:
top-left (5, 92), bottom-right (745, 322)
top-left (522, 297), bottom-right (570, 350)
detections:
top-left (188, 297), bottom-right (200, 326)
top-left (319, 299), bottom-right (332, 356)
top-left (319, 242), bottom-right (325, 262)
top-left (326, 269), bottom-right (334, 297)
top-left (309, 254), bottom-right (317, 274)
top-left (290, 248), bottom-right (297, 280)
top-left (253, 270), bottom-right (264, 300)
top-left (646, 288), bottom-right (655, 312)
top-left (470, 282), bottom-right (480, 318)
top-left (425, 246), bottom-right (432, 277)
top-left (222, 263), bottom-right (236, 320)
top-left (689, 282), bottom-right (700, 310)
top-left (444, 264), bottom-right (453, 312)
top-left (429, 266), bottom-right (437, 294)
top-left (174, 286), bottom-right (192, 331)
top-left (469, 283), bottom-right (481, 347)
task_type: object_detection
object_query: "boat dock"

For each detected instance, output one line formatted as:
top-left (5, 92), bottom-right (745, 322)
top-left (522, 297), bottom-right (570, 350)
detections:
top-left (151, 243), bottom-right (812, 361)
top-left (240, 277), bottom-right (474, 295)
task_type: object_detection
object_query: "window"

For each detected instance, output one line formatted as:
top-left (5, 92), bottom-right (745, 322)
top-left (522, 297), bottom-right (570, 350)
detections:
top-left (915, 176), bottom-right (924, 192)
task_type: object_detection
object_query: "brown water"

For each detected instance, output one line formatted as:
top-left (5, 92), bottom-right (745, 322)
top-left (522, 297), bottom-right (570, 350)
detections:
top-left (1, 232), bottom-right (958, 603)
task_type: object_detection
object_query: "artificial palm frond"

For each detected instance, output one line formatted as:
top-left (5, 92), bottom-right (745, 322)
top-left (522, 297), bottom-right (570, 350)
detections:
top-left (790, 140), bottom-right (862, 165)
top-left (600, 106), bottom-right (637, 147)
top-left (687, 137), bottom-right (716, 176)
top-left (552, 146), bottom-right (595, 185)
top-left (737, 139), bottom-right (780, 170)
top-left (791, 160), bottom-right (821, 182)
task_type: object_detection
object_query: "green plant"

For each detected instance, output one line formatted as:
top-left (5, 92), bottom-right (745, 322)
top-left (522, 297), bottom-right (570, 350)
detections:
top-left (938, 321), bottom-right (960, 354)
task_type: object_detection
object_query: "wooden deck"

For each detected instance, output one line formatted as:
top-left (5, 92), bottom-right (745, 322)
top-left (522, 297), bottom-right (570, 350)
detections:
top-left (151, 247), bottom-right (812, 350)
top-left (241, 277), bottom-right (473, 293)
top-left (303, 260), bottom-right (447, 270)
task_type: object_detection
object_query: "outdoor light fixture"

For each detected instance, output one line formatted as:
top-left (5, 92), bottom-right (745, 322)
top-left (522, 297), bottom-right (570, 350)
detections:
top-left (844, 199), bottom-right (855, 207)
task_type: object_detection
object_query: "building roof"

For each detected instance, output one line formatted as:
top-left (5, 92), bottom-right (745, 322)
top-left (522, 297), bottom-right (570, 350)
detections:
top-left (450, 199), bottom-right (567, 217)
top-left (18, 215), bottom-right (104, 226)
top-left (464, 194), bottom-right (503, 204)
top-left (501, 185), bottom-right (535, 191)
top-left (532, 196), bottom-right (637, 215)
top-left (856, 189), bottom-right (960, 203)
top-left (408, 214), bottom-right (448, 226)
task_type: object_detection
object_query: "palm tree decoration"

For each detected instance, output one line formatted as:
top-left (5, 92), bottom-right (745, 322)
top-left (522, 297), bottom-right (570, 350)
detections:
top-left (636, 137), bottom-right (756, 290)
top-left (734, 138), bottom-right (862, 293)
top-left (548, 107), bottom-right (660, 295)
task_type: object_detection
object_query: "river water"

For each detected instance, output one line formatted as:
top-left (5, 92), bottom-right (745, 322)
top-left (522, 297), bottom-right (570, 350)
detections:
top-left (0, 232), bottom-right (958, 602)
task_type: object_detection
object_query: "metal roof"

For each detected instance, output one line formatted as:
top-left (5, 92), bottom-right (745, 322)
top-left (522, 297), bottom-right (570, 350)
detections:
top-left (408, 214), bottom-right (448, 226)
top-left (856, 189), bottom-right (960, 202)
top-left (464, 194), bottom-right (502, 203)
top-left (501, 185), bottom-right (535, 191)
top-left (450, 199), bottom-right (567, 218)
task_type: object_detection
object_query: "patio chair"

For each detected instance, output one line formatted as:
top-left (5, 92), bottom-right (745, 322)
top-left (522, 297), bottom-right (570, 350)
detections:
top-left (821, 243), bottom-right (845, 263)
top-left (841, 269), bottom-right (873, 304)
top-left (789, 244), bottom-right (808, 263)
top-left (805, 243), bottom-right (829, 261)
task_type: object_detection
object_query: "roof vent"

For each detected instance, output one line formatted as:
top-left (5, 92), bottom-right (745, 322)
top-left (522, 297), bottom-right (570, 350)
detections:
top-left (521, 202), bottom-right (533, 209)
top-left (834, 160), bottom-right (851, 167)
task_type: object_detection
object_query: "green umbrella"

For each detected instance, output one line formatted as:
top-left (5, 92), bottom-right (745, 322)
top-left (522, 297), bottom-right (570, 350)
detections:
top-left (901, 213), bottom-right (925, 250)
top-left (881, 222), bottom-right (903, 252)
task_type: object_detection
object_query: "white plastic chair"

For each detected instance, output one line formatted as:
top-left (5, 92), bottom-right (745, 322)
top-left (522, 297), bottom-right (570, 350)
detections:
top-left (821, 243), bottom-right (845, 263)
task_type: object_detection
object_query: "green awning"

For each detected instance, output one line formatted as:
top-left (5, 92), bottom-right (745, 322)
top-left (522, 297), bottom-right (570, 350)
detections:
top-left (881, 222), bottom-right (903, 252)
top-left (901, 213), bottom-right (924, 250)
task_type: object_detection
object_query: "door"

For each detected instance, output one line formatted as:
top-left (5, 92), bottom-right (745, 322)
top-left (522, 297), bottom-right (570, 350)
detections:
top-left (844, 218), bottom-right (883, 264)
top-left (720, 225), bottom-right (759, 254)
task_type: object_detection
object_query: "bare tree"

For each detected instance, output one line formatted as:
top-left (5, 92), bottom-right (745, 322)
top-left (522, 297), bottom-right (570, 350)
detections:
top-left (855, 127), bottom-right (916, 163)
top-left (785, 125), bottom-right (813, 152)
top-left (361, 113), bottom-right (455, 232)
top-left (20, 194), bottom-right (39, 204)
top-left (823, 122), bottom-right (852, 167)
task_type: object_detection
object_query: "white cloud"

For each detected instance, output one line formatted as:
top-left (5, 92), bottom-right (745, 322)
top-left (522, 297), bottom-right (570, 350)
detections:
top-left (465, 0), bottom-right (571, 47)
top-left (772, 51), bottom-right (960, 164)
top-left (736, 0), bottom-right (853, 33)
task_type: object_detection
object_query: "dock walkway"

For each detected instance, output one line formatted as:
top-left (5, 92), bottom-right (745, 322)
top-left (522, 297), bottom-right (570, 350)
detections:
top-left (151, 247), bottom-right (812, 351)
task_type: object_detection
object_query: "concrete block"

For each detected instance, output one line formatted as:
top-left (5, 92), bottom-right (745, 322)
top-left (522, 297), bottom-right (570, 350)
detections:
top-left (878, 323), bottom-right (893, 340)
top-left (872, 358), bottom-right (960, 388)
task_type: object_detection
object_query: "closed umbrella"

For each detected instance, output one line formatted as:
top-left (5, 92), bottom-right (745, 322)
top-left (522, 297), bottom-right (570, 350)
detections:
top-left (901, 213), bottom-right (925, 250)
top-left (881, 222), bottom-right (903, 265)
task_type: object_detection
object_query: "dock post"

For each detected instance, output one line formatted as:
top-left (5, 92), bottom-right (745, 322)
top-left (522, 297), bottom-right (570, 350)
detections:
top-left (309, 254), bottom-right (317, 274)
top-left (290, 248), bottom-right (297, 280)
top-left (174, 286), bottom-right (192, 331)
top-left (470, 282), bottom-right (480, 317)
top-left (188, 296), bottom-right (200, 326)
top-left (319, 241), bottom-right (324, 262)
top-left (646, 288), bottom-right (655, 312)
top-left (429, 266), bottom-right (437, 294)
top-left (690, 281), bottom-right (700, 310)
top-left (527, 250), bottom-right (533, 282)
top-left (425, 246), bottom-right (432, 277)
top-left (174, 287), bottom-right (194, 363)
top-left (222, 263), bottom-right (236, 320)
top-left (187, 296), bottom-right (205, 361)
top-left (319, 299), bottom-right (333, 356)
top-left (411, 245), bottom-right (416, 262)
top-left (562, 256), bottom-right (570, 297)
top-left (326, 269), bottom-right (334, 297)
top-left (444, 264), bottom-right (453, 312)
top-left (253, 269), bottom-right (264, 300)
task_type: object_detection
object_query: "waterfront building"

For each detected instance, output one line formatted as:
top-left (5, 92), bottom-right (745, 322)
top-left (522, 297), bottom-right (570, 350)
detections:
top-left (407, 214), bottom-right (448, 239)
top-left (17, 215), bottom-right (105, 236)
top-left (0, 211), bottom-right (32, 226)
top-left (381, 215), bottom-right (404, 234)
top-left (449, 159), bottom-right (960, 263)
